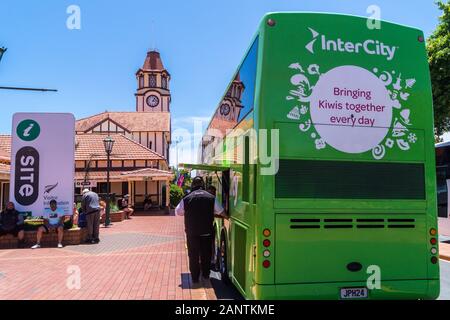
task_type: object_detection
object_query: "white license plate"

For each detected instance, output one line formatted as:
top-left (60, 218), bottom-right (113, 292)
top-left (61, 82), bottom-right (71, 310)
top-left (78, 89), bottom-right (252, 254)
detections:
top-left (340, 287), bottom-right (368, 299)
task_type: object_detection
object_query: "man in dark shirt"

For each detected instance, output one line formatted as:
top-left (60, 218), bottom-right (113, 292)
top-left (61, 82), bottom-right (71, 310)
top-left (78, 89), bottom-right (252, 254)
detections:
top-left (175, 177), bottom-right (224, 284)
top-left (0, 202), bottom-right (25, 247)
top-left (81, 189), bottom-right (101, 244)
top-left (118, 194), bottom-right (134, 219)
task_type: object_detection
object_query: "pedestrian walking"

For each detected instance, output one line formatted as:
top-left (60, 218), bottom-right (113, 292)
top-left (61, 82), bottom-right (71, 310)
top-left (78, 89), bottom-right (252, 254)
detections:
top-left (81, 189), bottom-right (101, 244)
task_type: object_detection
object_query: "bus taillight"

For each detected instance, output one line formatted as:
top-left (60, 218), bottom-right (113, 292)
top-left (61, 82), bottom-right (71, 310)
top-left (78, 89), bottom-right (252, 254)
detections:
top-left (430, 238), bottom-right (437, 245)
top-left (431, 256), bottom-right (438, 264)
top-left (430, 228), bottom-right (437, 236)
top-left (431, 247), bottom-right (437, 255)
top-left (262, 229), bottom-right (272, 267)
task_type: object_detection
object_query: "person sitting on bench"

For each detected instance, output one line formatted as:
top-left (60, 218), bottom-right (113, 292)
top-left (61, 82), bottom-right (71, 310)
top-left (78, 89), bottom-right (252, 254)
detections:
top-left (143, 195), bottom-right (153, 211)
top-left (0, 202), bottom-right (25, 248)
top-left (118, 195), bottom-right (134, 219)
top-left (31, 200), bottom-right (64, 249)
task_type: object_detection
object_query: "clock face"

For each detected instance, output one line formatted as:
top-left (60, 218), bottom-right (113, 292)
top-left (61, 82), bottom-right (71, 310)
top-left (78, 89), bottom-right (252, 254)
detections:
top-left (220, 103), bottom-right (231, 116)
top-left (146, 95), bottom-right (160, 108)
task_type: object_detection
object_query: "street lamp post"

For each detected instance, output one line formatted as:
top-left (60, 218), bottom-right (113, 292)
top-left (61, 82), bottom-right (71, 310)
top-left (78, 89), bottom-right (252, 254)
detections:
top-left (0, 46), bottom-right (57, 92)
top-left (0, 47), bottom-right (7, 63)
top-left (174, 137), bottom-right (182, 168)
top-left (103, 136), bottom-right (115, 227)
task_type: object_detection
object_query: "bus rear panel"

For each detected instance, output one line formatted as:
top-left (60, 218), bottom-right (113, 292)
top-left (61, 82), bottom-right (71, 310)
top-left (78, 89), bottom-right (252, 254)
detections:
top-left (254, 12), bottom-right (439, 299)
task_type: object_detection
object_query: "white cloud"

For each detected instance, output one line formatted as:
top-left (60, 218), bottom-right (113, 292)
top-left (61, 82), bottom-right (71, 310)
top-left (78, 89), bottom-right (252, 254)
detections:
top-left (169, 115), bottom-right (212, 166)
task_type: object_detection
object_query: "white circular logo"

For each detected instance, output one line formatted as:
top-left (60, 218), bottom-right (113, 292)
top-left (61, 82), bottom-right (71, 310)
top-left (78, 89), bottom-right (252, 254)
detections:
top-left (309, 65), bottom-right (392, 154)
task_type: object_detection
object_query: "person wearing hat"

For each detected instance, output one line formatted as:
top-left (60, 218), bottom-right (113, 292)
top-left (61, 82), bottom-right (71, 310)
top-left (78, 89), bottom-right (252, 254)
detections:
top-left (81, 188), bottom-right (101, 244)
top-left (175, 176), bottom-right (225, 284)
top-left (118, 194), bottom-right (134, 219)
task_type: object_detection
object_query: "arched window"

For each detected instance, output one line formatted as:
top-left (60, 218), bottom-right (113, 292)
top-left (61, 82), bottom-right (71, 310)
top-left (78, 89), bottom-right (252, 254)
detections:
top-left (149, 74), bottom-right (157, 87)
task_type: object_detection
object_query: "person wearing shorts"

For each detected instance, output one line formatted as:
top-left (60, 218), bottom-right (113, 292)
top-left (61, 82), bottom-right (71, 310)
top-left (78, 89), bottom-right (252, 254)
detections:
top-left (0, 202), bottom-right (25, 248)
top-left (31, 200), bottom-right (64, 249)
top-left (118, 194), bottom-right (134, 219)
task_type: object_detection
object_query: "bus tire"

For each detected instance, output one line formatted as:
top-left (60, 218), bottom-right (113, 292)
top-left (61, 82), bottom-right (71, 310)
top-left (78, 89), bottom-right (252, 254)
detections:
top-left (212, 226), bottom-right (220, 272)
top-left (219, 231), bottom-right (231, 284)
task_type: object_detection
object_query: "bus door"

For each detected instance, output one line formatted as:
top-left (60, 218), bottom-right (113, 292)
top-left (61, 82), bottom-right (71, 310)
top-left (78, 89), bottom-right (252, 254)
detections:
top-left (221, 170), bottom-right (230, 216)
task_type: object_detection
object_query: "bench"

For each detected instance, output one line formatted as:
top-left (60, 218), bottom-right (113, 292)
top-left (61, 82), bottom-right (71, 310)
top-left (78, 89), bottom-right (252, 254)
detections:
top-left (0, 227), bottom-right (88, 249)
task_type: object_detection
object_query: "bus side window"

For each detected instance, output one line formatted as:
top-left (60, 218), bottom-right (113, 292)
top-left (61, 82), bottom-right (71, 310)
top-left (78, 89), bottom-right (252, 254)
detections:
top-left (222, 170), bottom-right (230, 216)
top-left (252, 164), bottom-right (257, 204)
top-left (243, 136), bottom-right (250, 202)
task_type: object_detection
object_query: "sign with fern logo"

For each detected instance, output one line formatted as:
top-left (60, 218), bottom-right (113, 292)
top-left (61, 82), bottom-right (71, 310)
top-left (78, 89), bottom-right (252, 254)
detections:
top-left (10, 113), bottom-right (75, 218)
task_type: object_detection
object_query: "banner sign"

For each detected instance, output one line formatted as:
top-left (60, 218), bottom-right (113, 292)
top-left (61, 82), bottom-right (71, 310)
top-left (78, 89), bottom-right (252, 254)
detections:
top-left (75, 180), bottom-right (97, 188)
top-left (10, 113), bottom-right (75, 217)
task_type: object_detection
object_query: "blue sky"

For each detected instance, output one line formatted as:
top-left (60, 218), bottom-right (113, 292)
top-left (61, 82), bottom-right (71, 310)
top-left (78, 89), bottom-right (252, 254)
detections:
top-left (0, 0), bottom-right (442, 164)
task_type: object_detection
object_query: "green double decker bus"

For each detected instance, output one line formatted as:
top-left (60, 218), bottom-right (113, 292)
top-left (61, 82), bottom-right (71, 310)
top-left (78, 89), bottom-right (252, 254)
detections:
top-left (183, 12), bottom-right (439, 299)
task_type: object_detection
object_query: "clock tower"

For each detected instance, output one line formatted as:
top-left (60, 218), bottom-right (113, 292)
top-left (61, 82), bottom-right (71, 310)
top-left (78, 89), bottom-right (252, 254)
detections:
top-left (135, 50), bottom-right (171, 112)
top-left (216, 73), bottom-right (244, 123)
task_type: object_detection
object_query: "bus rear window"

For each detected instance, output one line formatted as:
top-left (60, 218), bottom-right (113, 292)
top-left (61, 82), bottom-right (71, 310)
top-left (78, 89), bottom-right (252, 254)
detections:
top-left (275, 159), bottom-right (425, 200)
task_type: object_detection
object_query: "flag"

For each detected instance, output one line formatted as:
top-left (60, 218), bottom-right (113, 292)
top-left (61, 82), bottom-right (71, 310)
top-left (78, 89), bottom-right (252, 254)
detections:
top-left (177, 174), bottom-right (185, 187)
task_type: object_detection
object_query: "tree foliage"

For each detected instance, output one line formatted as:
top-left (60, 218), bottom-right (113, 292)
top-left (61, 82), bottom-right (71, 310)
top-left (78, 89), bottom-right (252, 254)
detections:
top-left (169, 183), bottom-right (184, 208)
top-left (428, 1), bottom-right (450, 136)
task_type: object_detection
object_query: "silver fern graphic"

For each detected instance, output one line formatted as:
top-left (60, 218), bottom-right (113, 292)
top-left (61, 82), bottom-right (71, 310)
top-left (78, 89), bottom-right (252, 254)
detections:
top-left (305, 27), bottom-right (319, 54)
top-left (44, 183), bottom-right (58, 194)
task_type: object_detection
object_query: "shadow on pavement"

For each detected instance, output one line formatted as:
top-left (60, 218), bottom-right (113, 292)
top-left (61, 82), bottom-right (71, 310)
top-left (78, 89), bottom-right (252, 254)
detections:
top-left (210, 271), bottom-right (244, 300)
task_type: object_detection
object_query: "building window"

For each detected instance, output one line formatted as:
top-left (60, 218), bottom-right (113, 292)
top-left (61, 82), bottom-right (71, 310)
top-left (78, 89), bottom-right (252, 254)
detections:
top-left (162, 76), bottom-right (167, 89)
top-left (122, 182), bottom-right (129, 196)
top-left (139, 75), bottom-right (144, 88)
top-left (149, 74), bottom-right (157, 87)
top-left (97, 182), bottom-right (108, 194)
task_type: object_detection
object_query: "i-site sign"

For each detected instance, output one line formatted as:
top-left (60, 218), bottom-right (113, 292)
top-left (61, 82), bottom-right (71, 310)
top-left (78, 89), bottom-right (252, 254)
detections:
top-left (10, 113), bottom-right (75, 218)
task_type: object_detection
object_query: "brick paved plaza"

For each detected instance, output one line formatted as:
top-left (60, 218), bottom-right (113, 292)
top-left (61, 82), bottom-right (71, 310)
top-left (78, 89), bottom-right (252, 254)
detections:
top-left (0, 213), bottom-right (216, 300)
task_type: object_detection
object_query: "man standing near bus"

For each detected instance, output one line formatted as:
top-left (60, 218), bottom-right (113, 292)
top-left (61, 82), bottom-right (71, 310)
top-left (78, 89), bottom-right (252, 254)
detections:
top-left (175, 177), bottom-right (225, 284)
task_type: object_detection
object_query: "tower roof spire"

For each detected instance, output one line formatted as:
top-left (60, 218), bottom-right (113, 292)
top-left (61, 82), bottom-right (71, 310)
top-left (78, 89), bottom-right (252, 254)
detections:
top-left (142, 51), bottom-right (165, 71)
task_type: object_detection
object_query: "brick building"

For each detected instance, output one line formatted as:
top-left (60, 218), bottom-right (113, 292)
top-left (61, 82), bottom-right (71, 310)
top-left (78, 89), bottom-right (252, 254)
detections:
top-left (0, 50), bottom-right (174, 210)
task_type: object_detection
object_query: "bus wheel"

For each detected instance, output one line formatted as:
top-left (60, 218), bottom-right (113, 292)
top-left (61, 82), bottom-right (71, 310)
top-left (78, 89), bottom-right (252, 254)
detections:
top-left (219, 233), bottom-right (231, 284)
top-left (212, 230), bottom-right (220, 272)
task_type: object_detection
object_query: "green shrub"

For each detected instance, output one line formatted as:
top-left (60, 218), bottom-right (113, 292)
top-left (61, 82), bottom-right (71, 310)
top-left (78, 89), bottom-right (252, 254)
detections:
top-left (110, 202), bottom-right (119, 212)
top-left (170, 184), bottom-right (184, 208)
top-left (23, 219), bottom-right (44, 231)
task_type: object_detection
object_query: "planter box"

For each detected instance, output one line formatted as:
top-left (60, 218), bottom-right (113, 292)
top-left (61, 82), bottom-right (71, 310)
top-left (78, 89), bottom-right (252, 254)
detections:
top-left (100, 210), bottom-right (126, 223)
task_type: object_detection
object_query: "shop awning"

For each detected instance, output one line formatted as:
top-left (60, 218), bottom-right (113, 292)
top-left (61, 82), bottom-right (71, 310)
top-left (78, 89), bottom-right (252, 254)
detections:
top-left (75, 168), bottom-right (173, 182)
top-left (179, 163), bottom-right (236, 172)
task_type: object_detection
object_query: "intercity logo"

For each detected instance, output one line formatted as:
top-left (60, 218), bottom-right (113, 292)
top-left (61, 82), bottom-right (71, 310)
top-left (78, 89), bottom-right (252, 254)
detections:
top-left (305, 27), bottom-right (398, 61)
top-left (17, 119), bottom-right (40, 142)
